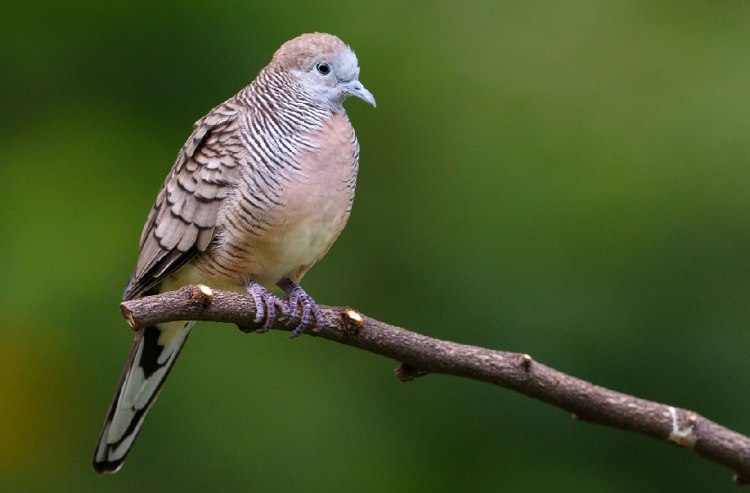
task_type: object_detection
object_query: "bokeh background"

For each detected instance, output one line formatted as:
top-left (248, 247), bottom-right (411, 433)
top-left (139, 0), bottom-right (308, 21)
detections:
top-left (2, 1), bottom-right (750, 491)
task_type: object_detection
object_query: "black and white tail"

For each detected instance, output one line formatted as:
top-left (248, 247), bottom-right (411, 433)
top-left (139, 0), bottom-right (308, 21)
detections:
top-left (93, 321), bottom-right (193, 474)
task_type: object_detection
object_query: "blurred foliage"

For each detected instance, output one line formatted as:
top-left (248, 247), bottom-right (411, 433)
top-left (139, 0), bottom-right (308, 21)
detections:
top-left (2, 1), bottom-right (749, 491)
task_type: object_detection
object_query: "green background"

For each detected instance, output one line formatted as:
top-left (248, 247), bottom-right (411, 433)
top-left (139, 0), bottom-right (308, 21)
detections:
top-left (2, 1), bottom-right (749, 491)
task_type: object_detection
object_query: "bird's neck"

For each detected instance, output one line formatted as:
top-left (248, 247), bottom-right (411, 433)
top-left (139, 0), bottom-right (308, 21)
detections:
top-left (241, 68), bottom-right (332, 126)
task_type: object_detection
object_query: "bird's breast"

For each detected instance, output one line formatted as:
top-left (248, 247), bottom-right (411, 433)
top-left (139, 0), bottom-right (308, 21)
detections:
top-left (207, 111), bottom-right (359, 289)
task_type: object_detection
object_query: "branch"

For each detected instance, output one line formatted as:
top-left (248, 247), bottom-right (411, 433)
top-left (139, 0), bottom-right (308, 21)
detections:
top-left (121, 285), bottom-right (750, 485)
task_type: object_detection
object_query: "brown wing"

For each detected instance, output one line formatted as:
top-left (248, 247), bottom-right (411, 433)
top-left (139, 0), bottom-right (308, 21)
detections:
top-left (123, 102), bottom-right (244, 300)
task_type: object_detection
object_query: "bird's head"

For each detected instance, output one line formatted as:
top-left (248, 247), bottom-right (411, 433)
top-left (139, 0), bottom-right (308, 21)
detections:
top-left (272, 32), bottom-right (376, 112)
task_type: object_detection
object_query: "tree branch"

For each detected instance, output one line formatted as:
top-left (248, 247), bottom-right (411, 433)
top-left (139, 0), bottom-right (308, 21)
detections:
top-left (120, 284), bottom-right (750, 485)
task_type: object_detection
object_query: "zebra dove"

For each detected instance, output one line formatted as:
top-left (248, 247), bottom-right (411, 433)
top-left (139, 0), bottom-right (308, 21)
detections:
top-left (93, 32), bottom-right (375, 474)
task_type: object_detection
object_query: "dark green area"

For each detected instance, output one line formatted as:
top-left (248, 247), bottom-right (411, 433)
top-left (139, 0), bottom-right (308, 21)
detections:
top-left (2, 1), bottom-right (749, 491)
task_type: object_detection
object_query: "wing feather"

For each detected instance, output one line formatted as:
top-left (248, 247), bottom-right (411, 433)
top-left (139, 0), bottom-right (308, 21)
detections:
top-left (124, 102), bottom-right (244, 300)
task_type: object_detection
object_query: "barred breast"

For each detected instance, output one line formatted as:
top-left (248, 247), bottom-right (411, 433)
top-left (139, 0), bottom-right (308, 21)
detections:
top-left (187, 110), bottom-right (359, 290)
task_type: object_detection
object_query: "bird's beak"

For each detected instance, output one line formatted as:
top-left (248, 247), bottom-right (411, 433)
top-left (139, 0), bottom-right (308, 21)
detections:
top-left (345, 79), bottom-right (376, 107)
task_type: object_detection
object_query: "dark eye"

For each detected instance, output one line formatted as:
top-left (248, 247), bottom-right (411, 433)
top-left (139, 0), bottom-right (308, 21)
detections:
top-left (315, 61), bottom-right (331, 75)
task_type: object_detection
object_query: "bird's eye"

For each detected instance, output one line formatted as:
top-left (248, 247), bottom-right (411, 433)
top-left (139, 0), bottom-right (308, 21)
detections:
top-left (315, 61), bottom-right (331, 75)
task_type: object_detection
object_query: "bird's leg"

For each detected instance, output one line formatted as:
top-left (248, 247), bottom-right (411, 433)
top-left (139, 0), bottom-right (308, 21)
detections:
top-left (277, 278), bottom-right (325, 338)
top-left (246, 281), bottom-right (288, 332)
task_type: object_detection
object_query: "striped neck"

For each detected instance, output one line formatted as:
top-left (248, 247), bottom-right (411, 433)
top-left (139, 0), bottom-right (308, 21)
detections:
top-left (238, 67), bottom-right (332, 133)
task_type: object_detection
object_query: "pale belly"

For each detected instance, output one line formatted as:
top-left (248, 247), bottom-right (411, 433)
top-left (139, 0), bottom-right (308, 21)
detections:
top-left (163, 210), bottom-right (347, 293)
top-left (239, 197), bottom-right (350, 288)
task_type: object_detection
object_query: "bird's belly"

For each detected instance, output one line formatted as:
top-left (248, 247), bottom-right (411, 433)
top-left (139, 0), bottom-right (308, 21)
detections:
top-left (248, 201), bottom-right (347, 287)
top-left (180, 204), bottom-right (347, 292)
top-left (201, 178), bottom-right (353, 291)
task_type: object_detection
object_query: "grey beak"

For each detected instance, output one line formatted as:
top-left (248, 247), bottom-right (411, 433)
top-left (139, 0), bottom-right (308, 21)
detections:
top-left (345, 80), bottom-right (377, 107)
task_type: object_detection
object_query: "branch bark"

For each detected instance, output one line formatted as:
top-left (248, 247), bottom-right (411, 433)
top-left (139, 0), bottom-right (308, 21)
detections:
top-left (121, 284), bottom-right (750, 485)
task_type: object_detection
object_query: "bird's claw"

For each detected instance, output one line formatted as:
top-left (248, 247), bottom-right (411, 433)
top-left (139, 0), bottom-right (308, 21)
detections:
top-left (247, 282), bottom-right (288, 332)
top-left (279, 279), bottom-right (324, 338)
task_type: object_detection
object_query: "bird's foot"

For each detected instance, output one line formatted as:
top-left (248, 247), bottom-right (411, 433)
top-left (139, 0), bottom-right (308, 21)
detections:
top-left (277, 279), bottom-right (324, 338)
top-left (246, 281), bottom-right (288, 332)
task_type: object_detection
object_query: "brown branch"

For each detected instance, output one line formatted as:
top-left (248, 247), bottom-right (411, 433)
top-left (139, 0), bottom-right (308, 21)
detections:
top-left (121, 284), bottom-right (750, 485)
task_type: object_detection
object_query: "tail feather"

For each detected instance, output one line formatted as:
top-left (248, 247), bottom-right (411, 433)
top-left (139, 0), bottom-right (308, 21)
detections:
top-left (93, 321), bottom-right (193, 474)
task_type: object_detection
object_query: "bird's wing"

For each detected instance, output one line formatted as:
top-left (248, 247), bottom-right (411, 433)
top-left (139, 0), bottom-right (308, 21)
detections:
top-left (123, 102), bottom-right (244, 300)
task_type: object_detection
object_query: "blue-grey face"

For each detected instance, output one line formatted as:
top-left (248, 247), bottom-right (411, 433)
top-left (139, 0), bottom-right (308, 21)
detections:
top-left (293, 47), bottom-right (376, 112)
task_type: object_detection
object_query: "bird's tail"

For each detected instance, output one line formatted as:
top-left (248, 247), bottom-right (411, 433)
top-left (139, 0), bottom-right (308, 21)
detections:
top-left (93, 321), bottom-right (194, 474)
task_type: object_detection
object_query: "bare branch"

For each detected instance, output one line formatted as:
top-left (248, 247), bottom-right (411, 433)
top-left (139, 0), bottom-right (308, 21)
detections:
top-left (120, 285), bottom-right (750, 485)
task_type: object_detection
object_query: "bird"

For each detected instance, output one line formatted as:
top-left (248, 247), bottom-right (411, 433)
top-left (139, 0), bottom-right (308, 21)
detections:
top-left (92, 32), bottom-right (375, 474)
